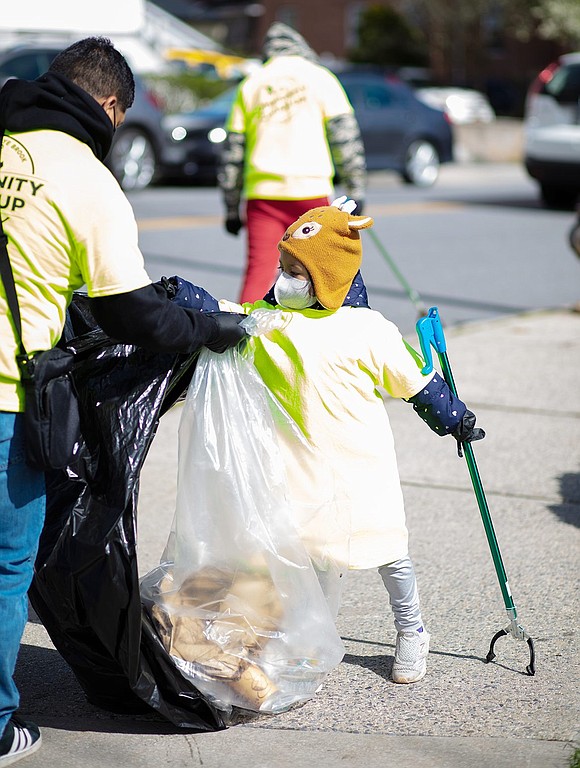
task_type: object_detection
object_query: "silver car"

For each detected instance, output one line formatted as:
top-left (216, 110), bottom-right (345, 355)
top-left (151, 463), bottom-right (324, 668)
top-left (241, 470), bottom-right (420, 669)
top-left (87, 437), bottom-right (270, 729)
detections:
top-left (524, 51), bottom-right (580, 208)
top-left (0, 44), bottom-right (170, 191)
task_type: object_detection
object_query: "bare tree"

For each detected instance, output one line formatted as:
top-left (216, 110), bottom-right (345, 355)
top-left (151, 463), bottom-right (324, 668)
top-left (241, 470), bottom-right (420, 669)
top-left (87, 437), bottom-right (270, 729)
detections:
top-left (397, 0), bottom-right (580, 83)
top-left (522, 0), bottom-right (580, 47)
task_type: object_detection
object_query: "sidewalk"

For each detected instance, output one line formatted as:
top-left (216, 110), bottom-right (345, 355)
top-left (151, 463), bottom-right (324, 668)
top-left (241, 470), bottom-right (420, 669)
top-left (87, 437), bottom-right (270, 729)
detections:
top-left (16, 308), bottom-right (580, 768)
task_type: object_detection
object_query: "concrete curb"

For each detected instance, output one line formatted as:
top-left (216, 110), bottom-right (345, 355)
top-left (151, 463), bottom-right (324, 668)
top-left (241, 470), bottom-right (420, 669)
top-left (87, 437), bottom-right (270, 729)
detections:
top-left (454, 118), bottom-right (524, 164)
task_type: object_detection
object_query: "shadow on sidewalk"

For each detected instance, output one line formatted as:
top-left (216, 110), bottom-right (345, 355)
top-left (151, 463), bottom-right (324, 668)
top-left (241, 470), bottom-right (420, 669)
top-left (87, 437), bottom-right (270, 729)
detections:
top-left (341, 636), bottom-right (486, 681)
top-left (548, 472), bottom-right (580, 528)
top-left (14, 644), bottom-right (197, 735)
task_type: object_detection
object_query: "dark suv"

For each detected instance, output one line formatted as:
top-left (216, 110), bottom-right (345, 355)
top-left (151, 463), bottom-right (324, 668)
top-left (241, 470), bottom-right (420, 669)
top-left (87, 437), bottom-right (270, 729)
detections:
top-left (160, 71), bottom-right (454, 187)
top-left (0, 44), bottom-right (169, 190)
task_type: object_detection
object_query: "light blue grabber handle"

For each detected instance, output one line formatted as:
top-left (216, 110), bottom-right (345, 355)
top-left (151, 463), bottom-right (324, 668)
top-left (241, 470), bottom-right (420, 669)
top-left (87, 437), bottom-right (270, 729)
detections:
top-left (415, 307), bottom-right (536, 676)
top-left (416, 307), bottom-right (445, 375)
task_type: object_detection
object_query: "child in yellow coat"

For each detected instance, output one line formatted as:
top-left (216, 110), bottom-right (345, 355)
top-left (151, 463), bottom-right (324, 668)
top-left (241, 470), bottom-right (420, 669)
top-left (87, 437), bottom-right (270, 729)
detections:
top-left (166, 197), bottom-right (484, 684)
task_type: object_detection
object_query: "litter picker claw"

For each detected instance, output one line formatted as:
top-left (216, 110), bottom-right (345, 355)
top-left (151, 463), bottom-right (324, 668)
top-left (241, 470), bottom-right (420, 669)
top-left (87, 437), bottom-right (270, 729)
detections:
top-left (416, 307), bottom-right (536, 676)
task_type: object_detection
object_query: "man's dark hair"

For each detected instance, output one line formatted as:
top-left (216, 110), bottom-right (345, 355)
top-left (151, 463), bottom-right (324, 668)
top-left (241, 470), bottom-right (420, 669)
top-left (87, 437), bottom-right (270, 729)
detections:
top-left (49, 36), bottom-right (135, 111)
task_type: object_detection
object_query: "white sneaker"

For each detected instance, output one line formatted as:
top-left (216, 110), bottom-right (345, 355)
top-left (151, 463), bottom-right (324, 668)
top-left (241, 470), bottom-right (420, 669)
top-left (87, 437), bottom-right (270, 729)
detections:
top-left (392, 628), bottom-right (430, 684)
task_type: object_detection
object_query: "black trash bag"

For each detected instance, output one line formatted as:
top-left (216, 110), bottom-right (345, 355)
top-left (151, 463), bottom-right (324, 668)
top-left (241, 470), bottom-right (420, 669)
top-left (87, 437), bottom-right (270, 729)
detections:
top-left (28, 293), bottom-right (226, 731)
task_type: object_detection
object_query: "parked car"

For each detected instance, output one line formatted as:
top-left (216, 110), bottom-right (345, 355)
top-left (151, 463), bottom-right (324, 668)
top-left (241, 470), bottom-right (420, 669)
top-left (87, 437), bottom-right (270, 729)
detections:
top-left (569, 211), bottom-right (580, 257)
top-left (415, 87), bottom-right (495, 125)
top-left (523, 52), bottom-right (580, 208)
top-left (0, 44), bottom-right (170, 191)
top-left (338, 72), bottom-right (454, 186)
top-left (161, 71), bottom-right (454, 188)
top-left (160, 87), bottom-right (235, 183)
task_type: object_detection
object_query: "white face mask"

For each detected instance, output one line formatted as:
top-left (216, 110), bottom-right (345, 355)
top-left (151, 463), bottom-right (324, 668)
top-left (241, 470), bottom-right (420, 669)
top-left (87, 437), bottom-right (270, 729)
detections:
top-left (274, 272), bottom-right (316, 309)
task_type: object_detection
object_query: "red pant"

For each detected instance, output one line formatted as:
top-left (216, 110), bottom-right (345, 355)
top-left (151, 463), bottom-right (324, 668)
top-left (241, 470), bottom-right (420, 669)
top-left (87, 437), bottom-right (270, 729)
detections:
top-left (240, 197), bottom-right (329, 304)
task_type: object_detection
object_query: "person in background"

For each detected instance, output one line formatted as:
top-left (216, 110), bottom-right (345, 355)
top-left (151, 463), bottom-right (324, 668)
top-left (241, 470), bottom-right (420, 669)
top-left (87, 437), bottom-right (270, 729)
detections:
top-left (0, 36), bottom-right (245, 766)
top-left (218, 21), bottom-right (366, 303)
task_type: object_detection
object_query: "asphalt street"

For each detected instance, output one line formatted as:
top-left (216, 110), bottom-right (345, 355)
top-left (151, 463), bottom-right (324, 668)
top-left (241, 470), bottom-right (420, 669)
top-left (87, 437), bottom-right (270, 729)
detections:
top-left (132, 162), bottom-right (580, 336)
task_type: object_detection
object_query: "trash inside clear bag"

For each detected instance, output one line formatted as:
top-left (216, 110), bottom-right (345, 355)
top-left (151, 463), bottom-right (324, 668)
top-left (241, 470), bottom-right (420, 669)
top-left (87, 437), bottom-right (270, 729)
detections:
top-left (240, 307), bottom-right (288, 337)
top-left (141, 315), bottom-right (345, 716)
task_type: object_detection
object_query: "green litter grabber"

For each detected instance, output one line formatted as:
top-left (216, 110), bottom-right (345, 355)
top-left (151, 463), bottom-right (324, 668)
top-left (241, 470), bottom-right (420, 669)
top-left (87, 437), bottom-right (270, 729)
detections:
top-left (416, 306), bottom-right (536, 676)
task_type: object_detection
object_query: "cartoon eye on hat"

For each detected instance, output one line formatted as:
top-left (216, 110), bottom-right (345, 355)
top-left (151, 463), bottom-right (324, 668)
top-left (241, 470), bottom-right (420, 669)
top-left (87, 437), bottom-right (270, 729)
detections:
top-left (291, 221), bottom-right (322, 240)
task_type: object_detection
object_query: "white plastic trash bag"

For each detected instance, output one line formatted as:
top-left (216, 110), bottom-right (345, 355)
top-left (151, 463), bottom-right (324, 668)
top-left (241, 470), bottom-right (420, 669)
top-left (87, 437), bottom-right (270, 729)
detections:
top-left (141, 312), bottom-right (345, 716)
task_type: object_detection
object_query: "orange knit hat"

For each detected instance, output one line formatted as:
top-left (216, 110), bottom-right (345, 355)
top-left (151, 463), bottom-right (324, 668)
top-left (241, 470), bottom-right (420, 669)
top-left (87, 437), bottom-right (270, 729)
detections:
top-left (277, 198), bottom-right (373, 310)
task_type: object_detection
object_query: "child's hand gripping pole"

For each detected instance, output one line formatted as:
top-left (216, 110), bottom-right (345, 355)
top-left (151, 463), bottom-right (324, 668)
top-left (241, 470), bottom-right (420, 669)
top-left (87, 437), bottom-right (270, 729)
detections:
top-left (416, 307), bottom-right (536, 676)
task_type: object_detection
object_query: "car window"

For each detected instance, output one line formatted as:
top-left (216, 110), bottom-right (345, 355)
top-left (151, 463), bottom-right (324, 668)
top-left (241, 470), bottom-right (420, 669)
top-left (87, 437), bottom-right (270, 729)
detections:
top-left (339, 81), bottom-right (361, 109)
top-left (210, 87), bottom-right (237, 109)
top-left (544, 63), bottom-right (580, 102)
top-left (0, 51), bottom-right (58, 81)
top-left (191, 87), bottom-right (236, 118)
top-left (340, 79), bottom-right (408, 111)
top-left (361, 83), bottom-right (395, 110)
top-left (341, 81), bottom-right (392, 110)
top-left (0, 53), bottom-right (42, 80)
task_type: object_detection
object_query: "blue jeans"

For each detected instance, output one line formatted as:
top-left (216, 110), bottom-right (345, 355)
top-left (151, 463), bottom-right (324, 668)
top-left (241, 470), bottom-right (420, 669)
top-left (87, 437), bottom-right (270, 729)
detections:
top-left (0, 412), bottom-right (45, 737)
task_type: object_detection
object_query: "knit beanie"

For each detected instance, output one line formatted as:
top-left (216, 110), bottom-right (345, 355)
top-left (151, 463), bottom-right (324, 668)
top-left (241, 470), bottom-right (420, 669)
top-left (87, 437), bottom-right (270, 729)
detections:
top-left (262, 22), bottom-right (318, 62)
top-left (278, 200), bottom-right (373, 310)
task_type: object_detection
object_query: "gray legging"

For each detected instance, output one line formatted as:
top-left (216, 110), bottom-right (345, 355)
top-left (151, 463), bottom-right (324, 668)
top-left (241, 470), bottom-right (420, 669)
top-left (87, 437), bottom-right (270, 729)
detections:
top-left (378, 555), bottom-right (424, 632)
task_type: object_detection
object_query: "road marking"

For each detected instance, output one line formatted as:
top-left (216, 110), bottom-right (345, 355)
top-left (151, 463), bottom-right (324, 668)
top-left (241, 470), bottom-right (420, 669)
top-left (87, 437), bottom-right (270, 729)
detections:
top-left (137, 215), bottom-right (221, 231)
top-left (368, 201), bottom-right (463, 215)
top-left (136, 201), bottom-right (462, 231)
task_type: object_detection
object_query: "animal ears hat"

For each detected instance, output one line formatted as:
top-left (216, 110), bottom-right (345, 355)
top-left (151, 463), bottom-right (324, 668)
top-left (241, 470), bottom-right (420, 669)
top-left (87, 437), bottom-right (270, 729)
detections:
top-left (278, 196), bottom-right (373, 310)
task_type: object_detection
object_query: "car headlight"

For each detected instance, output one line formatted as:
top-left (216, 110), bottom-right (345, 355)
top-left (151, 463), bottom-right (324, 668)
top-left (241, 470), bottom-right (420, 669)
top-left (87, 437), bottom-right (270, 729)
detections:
top-left (445, 95), bottom-right (469, 123)
top-left (208, 127), bottom-right (227, 144)
top-left (171, 126), bottom-right (187, 141)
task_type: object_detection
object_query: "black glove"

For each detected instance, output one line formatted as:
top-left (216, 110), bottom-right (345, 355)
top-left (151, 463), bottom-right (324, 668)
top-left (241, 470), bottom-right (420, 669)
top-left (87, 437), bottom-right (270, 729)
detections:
top-left (225, 214), bottom-right (243, 236)
top-left (452, 409), bottom-right (485, 457)
top-left (204, 312), bottom-right (247, 353)
top-left (157, 275), bottom-right (179, 298)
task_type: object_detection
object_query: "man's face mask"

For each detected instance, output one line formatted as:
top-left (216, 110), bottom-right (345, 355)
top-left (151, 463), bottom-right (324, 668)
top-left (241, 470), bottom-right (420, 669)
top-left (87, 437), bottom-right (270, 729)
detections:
top-left (273, 272), bottom-right (316, 309)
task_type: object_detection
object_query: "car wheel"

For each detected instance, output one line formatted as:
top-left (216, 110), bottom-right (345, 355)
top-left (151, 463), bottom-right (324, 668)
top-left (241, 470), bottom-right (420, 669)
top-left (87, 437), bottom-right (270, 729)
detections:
top-left (402, 140), bottom-right (440, 187)
top-left (569, 219), bottom-right (580, 258)
top-left (540, 183), bottom-right (579, 210)
top-left (108, 128), bottom-right (157, 191)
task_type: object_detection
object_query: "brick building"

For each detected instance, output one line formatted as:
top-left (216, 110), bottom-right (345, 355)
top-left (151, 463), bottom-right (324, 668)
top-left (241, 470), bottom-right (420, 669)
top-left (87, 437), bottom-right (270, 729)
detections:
top-left (153, 0), bottom-right (568, 116)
